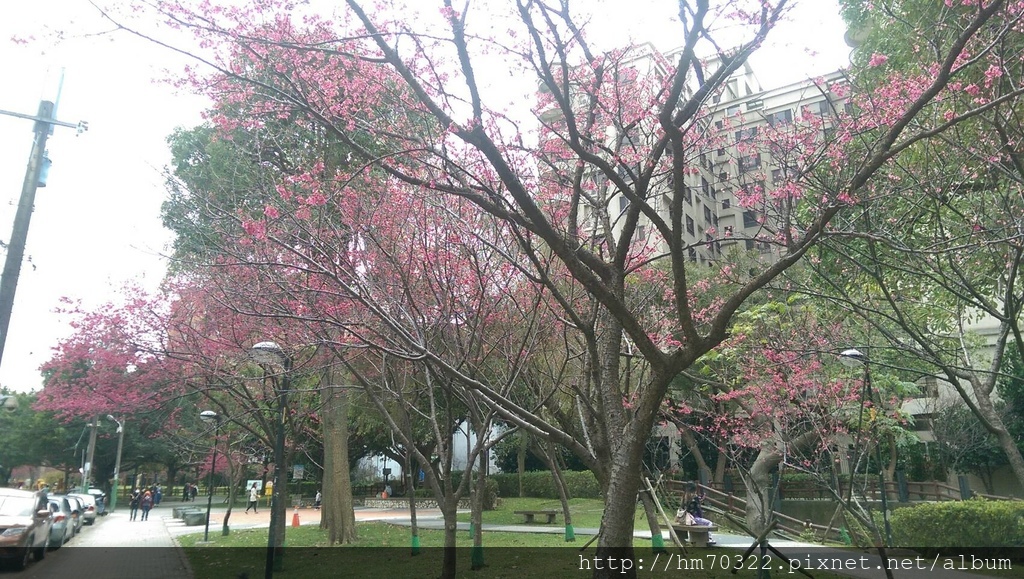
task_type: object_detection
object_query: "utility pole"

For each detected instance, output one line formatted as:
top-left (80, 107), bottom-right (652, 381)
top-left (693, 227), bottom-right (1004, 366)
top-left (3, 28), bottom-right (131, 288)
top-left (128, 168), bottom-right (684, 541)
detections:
top-left (0, 101), bottom-right (86, 370)
top-left (82, 416), bottom-right (98, 493)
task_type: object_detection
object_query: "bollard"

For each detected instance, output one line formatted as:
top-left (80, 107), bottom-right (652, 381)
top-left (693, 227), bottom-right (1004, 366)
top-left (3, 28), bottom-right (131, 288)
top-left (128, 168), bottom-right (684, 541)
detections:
top-left (292, 508), bottom-right (300, 527)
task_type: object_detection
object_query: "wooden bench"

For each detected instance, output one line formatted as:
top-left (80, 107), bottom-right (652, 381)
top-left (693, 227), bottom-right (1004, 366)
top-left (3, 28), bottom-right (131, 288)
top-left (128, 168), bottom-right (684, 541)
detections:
top-left (514, 510), bottom-right (557, 524)
top-left (671, 524), bottom-right (718, 548)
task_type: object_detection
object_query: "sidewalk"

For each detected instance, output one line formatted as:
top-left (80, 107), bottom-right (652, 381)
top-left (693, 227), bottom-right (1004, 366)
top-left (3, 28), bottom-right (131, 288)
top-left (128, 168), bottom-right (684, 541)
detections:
top-left (160, 498), bottom-right (445, 537)
top-left (20, 501), bottom-right (192, 579)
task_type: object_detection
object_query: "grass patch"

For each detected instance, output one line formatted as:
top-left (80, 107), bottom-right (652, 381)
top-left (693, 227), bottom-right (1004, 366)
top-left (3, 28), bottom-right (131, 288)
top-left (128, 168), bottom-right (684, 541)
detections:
top-left (180, 522), bottom-right (859, 579)
top-left (456, 497), bottom-right (625, 528)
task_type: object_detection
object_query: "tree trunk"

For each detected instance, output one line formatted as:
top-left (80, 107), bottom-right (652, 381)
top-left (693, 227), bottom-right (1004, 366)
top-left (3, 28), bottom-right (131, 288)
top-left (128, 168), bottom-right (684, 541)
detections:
top-left (440, 499), bottom-right (459, 579)
top-left (637, 483), bottom-right (665, 551)
top-left (975, 389), bottom-right (1024, 491)
top-left (742, 450), bottom-right (780, 537)
top-left (471, 458), bottom-right (486, 569)
top-left (538, 441), bottom-right (574, 540)
top-left (406, 452), bottom-right (420, 555)
top-left (594, 443), bottom-right (644, 579)
top-left (517, 431), bottom-right (527, 498)
top-left (320, 382), bottom-right (357, 543)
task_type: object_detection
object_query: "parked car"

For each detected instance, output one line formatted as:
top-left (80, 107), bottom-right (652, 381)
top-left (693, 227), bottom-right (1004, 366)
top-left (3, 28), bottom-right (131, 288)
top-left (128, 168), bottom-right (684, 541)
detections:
top-left (0, 488), bottom-right (52, 570)
top-left (68, 493), bottom-right (97, 525)
top-left (63, 495), bottom-right (83, 533)
top-left (86, 489), bottom-right (107, 516)
top-left (46, 496), bottom-right (74, 548)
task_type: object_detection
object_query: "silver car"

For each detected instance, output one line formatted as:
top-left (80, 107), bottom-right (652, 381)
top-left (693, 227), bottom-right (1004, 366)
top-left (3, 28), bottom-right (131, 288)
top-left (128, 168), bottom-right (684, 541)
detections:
top-left (47, 496), bottom-right (75, 548)
top-left (64, 495), bottom-right (84, 533)
top-left (68, 493), bottom-right (97, 525)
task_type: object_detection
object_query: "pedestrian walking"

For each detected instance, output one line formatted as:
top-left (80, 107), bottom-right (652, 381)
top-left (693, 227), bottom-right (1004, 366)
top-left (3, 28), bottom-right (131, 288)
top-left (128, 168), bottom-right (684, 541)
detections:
top-left (190, 483), bottom-right (199, 502)
top-left (182, 483), bottom-right (190, 502)
top-left (129, 489), bottom-right (140, 521)
top-left (154, 485), bottom-right (162, 505)
top-left (245, 482), bottom-right (259, 514)
top-left (314, 489), bottom-right (322, 510)
top-left (140, 490), bottom-right (154, 521)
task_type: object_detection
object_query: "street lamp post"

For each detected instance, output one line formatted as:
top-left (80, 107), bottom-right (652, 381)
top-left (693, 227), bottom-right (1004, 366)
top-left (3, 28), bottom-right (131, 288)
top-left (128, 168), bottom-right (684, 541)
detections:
top-left (250, 341), bottom-right (292, 579)
top-left (106, 415), bottom-right (124, 511)
top-left (840, 348), bottom-right (894, 548)
top-left (200, 410), bottom-right (222, 543)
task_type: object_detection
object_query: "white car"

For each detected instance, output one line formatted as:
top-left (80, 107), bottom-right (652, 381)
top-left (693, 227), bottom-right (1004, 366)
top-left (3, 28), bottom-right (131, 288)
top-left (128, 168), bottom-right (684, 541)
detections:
top-left (68, 493), bottom-right (97, 525)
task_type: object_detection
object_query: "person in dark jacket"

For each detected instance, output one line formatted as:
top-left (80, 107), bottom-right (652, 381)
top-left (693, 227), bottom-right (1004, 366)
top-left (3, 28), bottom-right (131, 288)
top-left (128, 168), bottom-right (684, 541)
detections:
top-left (129, 489), bottom-right (141, 521)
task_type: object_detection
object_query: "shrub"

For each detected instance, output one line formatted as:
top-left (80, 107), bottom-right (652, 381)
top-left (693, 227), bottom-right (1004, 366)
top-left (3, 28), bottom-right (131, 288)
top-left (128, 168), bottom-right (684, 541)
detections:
top-left (490, 471), bottom-right (601, 499)
top-left (888, 498), bottom-right (1024, 555)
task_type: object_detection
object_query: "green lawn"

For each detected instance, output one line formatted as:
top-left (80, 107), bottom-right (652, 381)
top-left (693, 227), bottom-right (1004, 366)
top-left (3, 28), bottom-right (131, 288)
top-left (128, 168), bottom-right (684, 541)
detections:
top-left (455, 497), bottom-right (643, 529)
top-left (181, 522), bottom-right (858, 579)
top-left (177, 499), bottom-right (1019, 578)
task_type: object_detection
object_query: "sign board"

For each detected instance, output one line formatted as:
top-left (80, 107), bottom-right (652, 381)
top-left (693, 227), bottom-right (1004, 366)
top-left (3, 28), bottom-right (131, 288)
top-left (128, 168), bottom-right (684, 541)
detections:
top-left (292, 464), bottom-right (305, 480)
top-left (246, 480), bottom-right (263, 492)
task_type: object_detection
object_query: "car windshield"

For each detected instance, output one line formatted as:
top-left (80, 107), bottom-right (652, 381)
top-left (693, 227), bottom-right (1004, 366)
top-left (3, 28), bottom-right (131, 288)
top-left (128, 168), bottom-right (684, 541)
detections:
top-left (0, 497), bottom-right (37, 517)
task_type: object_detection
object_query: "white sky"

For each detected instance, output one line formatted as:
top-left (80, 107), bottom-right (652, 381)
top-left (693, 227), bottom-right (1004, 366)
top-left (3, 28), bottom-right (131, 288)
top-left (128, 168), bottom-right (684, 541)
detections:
top-left (0, 0), bottom-right (848, 393)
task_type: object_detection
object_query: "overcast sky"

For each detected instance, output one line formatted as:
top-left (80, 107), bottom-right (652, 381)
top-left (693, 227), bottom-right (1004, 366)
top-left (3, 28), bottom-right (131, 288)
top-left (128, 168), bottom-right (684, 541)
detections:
top-left (0, 0), bottom-right (848, 394)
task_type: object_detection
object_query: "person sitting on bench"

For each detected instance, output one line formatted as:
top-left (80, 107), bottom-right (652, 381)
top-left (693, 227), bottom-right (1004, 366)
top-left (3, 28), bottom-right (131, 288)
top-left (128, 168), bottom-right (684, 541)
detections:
top-left (678, 484), bottom-right (716, 546)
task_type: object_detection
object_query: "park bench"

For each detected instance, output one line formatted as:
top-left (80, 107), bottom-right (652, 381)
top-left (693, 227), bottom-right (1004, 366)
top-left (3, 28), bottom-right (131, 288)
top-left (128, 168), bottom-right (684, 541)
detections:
top-left (671, 524), bottom-right (718, 548)
top-left (514, 510), bottom-right (558, 524)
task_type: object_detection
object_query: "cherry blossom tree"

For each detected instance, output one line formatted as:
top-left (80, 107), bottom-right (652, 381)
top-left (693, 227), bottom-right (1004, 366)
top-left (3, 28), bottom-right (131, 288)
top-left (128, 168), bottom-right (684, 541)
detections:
top-left (801, 0), bottom-right (1024, 491)
top-left (84, 1), bottom-right (1024, 574)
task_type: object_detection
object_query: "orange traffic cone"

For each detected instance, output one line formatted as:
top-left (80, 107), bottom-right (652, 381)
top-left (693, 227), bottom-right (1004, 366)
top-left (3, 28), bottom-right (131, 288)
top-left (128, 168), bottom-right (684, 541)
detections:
top-left (292, 508), bottom-right (300, 527)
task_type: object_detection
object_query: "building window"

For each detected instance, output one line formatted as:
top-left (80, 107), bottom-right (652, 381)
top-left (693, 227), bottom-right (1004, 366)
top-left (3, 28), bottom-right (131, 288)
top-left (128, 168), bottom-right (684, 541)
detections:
top-left (686, 216), bottom-right (694, 235)
top-left (802, 100), bottom-right (830, 117)
top-left (739, 154), bottom-right (761, 173)
top-left (735, 127), bottom-right (758, 142)
top-left (745, 239), bottom-right (755, 250)
top-left (767, 109), bottom-right (793, 126)
top-left (683, 185), bottom-right (692, 204)
top-left (704, 206), bottom-right (712, 224)
top-left (618, 195), bottom-right (630, 215)
top-left (743, 210), bottom-right (759, 228)
top-left (722, 198), bottom-right (731, 210)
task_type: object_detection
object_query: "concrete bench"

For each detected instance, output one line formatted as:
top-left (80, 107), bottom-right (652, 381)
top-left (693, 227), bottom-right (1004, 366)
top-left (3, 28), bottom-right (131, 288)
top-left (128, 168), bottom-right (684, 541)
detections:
top-left (671, 524), bottom-right (718, 548)
top-left (514, 510), bottom-right (557, 524)
top-left (182, 511), bottom-right (209, 526)
top-left (173, 506), bottom-right (203, 518)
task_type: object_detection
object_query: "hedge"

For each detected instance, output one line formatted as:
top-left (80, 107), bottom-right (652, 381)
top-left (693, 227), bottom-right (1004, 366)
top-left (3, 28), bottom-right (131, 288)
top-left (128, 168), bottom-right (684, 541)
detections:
top-left (412, 473), bottom-right (500, 510)
top-left (888, 498), bottom-right (1024, 554)
top-left (491, 471), bottom-right (601, 500)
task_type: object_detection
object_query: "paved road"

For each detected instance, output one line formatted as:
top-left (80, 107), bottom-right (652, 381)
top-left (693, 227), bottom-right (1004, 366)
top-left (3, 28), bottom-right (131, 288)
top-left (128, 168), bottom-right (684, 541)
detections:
top-left (10, 502), bottom-right (191, 579)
